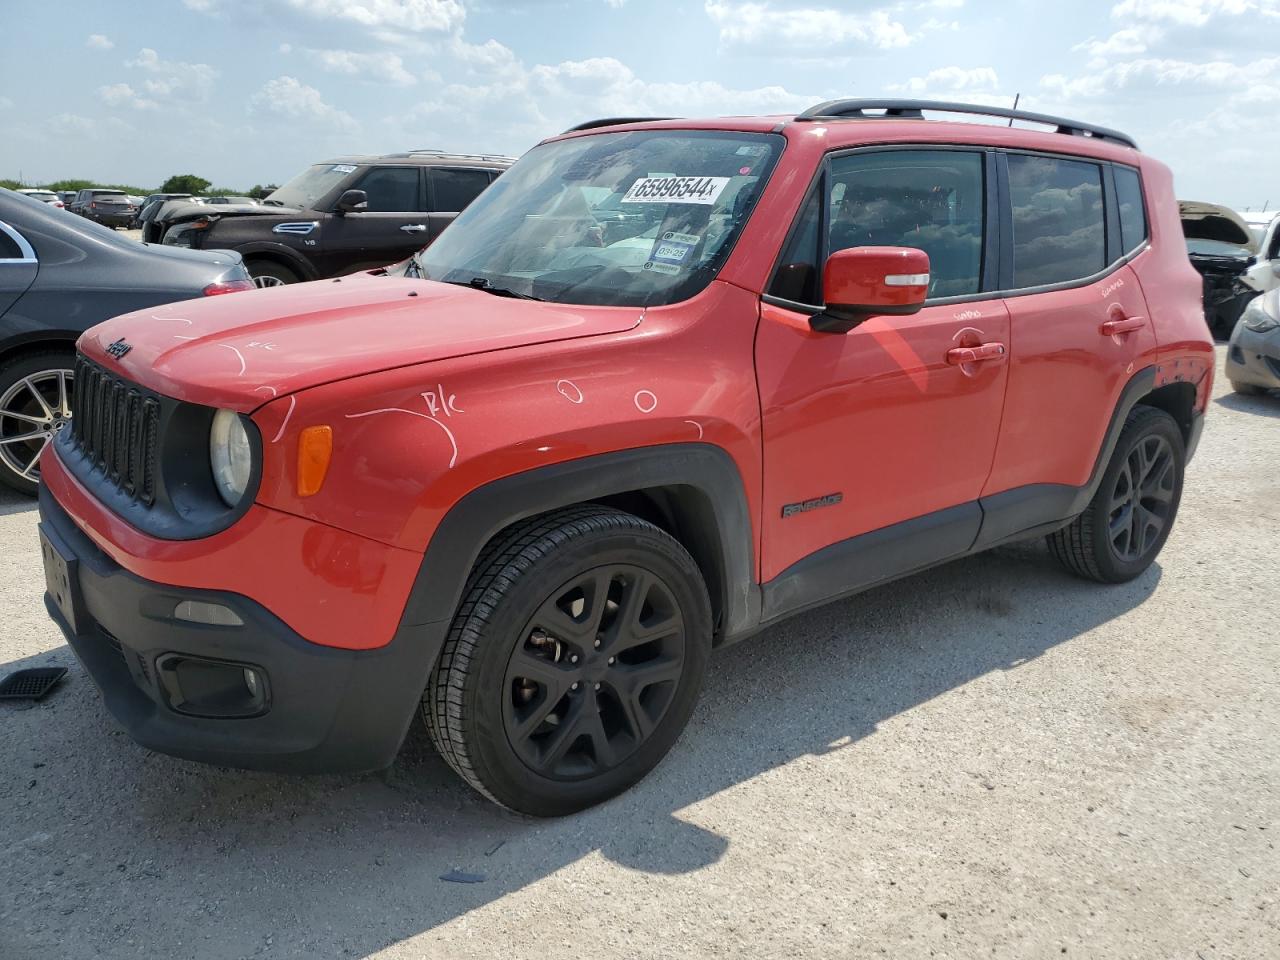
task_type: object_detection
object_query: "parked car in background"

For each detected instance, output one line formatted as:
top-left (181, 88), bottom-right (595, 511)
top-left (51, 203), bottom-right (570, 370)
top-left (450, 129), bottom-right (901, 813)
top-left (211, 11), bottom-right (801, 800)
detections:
top-left (69, 189), bottom-right (135, 229)
top-left (1180, 200), bottom-right (1260, 339)
top-left (39, 102), bottom-right (1211, 815)
top-left (17, 189), bottom-right (64, 208)
top-left (0, 188), bottom-right (253, 494)
top-left (155, 150), bottom-right (512, 285)
top-left (126, 195), bottom-right (146, 227)
top-left (1239, 209), bottom-right (1280, 297)
top-left (1227, 287), bottom-right (1280, 396)
top-left (140, 197), bottom-right (210, 243)
top-left (58, 191), bottom-right (77, 207)
top-left (204, 196), bottom-right (258, 206)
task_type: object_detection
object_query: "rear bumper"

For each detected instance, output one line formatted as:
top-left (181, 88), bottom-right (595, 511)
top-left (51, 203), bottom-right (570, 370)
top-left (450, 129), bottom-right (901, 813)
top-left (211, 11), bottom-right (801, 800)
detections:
top-left (85, 210), bottom-right (134, 227)
top-left (1226, 326), bottom-right (1280, 389)
top-left (39, 484), bottom-right (445, 773)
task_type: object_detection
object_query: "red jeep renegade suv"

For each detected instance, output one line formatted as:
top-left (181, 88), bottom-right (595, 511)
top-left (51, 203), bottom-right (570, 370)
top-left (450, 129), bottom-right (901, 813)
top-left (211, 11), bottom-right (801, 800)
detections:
top-left (38, 100), bottom-right (1212, 815)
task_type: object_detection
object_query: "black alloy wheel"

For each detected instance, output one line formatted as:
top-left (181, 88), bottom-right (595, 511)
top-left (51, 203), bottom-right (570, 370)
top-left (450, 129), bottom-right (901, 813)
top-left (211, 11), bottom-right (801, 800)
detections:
top-left (502, 564), bottom-right (687, 781)
top-left (424, 506), bottom-right (712, 816)
top-left (1106, 433), bottom-right (1176, 563)
top-left (1048, 405), bottom-right (1185, 583)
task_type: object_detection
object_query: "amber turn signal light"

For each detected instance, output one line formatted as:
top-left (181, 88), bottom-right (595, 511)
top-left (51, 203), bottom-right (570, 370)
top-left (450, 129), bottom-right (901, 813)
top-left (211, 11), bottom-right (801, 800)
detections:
top-left (297, 425), bottom-right (333, 497)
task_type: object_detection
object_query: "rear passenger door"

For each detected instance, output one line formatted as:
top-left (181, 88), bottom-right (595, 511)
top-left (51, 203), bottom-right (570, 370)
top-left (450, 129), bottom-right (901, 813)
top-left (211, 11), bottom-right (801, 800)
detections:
top-left (424, 167), bottom-right (497, 241)
top-left (982, 153), bottom-right (1157, 500)
top-left (0, 221), bottom-right (38, 318)
top-left (318, 165), bottom-right (430, 275)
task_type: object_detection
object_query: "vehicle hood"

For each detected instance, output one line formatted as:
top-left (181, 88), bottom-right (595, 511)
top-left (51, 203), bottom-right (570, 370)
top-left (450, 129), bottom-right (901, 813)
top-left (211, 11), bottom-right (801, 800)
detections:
top-left (1180, 200), bottom-right (1258, 252)
top-left (78, 273), bottom-right (643, 411)
top-left (159, 201), bottom-right (300, 225)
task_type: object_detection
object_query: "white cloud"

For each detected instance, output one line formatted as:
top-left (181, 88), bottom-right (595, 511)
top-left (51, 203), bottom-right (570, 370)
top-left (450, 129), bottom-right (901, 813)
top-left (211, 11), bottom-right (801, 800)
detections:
top-left (248, 76), bottom-right (357, 131)
top-left (86, 34), bottom-right (114, 50)
top-left (890, 66), bottom-right (1001, 94)
top-left (124, 48), bottom-right (219, 103)
top-left (281, 0), bottom-right (463, 32)
top-left (0, 97), bottom-right (12, 110)
top-left (1073, 27), bottom-right (1154, 60)
top-left (1041, 55), bottom-right (1280, 99)
top-left (305, 48), bottom-right (417, 86)
top-left (704, 1), bottom-right (917, 50)
top-left (1110, 0), bottom-right (1276, 25)
top-left (98, 82), bottom-right (158, 110)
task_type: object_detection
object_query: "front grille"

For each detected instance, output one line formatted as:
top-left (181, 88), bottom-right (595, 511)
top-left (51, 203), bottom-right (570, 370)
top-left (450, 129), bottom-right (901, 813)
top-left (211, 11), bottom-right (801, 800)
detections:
top-left (70, 356), bottom-right (161, 505)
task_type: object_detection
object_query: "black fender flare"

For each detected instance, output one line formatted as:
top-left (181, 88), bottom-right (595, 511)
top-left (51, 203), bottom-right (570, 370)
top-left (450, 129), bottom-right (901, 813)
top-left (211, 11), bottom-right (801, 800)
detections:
top-left (229, 242), bottom-right (318, 282)
top-left (394, 443), bottom-right (760, 647)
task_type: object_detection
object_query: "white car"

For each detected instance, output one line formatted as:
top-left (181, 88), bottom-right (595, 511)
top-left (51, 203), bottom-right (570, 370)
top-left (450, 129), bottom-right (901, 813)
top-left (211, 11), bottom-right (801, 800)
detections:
top-left (1238, 210), bottom-right (1280, 296)
top-left (16, 188), bottom-right (64, 208)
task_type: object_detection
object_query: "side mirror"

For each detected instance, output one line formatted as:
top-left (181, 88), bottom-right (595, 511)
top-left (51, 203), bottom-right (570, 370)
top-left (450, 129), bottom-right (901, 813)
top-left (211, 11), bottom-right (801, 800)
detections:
top-left (334, 189), bottom-right (368, 215)
top-left (812, 246), bottom-right (931, 333)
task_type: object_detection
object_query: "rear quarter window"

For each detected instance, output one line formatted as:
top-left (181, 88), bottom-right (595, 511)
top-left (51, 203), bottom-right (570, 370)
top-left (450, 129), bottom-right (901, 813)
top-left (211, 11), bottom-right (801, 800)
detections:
top-left (1113, 166), bottom-right (1147, 255)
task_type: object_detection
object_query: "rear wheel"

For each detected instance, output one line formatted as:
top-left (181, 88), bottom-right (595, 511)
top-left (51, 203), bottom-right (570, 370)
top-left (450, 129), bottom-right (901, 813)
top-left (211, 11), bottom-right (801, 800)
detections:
top-left (0, 350), bottom-right (75, 496)
top-left (246, 259), bottom-right (299, 287)
top-left (424, 506), bottom-right (712, 816)
top-left (1048, 406), bottom-right (1185, 583)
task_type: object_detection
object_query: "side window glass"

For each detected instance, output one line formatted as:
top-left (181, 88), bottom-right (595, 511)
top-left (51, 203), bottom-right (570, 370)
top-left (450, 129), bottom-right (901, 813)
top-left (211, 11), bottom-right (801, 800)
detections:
top-left (768, 186), bottom-right (822, 305)
top-left (429, 169), bottom-right (492, 213)
top-left (828, 149), bottom-right (985, 299)
top-left (1114, 166), bottom-right (1147, 255)
top-left (1007, 154), bottom-right (1105, 287)
top-left (353, 167), bottom-right (421, 212)
top-left (0, 230), bottom-right (22, 260)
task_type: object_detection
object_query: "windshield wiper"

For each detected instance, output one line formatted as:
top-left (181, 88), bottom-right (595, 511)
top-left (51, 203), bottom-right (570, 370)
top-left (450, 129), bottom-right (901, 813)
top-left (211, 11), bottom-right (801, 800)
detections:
top-left (443, 277), bottom-right (544, 301)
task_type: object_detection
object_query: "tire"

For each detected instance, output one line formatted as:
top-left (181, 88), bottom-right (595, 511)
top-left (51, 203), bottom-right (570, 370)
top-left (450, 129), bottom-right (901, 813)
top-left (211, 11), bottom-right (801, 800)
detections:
top-left (423, 506), bottom-right (713, 816)
top-left (0, 350), bottom-right (75, 497)
top-left (246, 259), bottom-right (299, 287)
top-left (1230, 380), bottom-right (1267, 397)
top-left (1048, 405), bottom-right (1185, 583)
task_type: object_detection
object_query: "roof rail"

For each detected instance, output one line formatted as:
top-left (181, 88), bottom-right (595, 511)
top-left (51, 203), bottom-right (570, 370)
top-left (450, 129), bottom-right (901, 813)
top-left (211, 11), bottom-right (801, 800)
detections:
top-left (563, 117), bottom-right (676, 134)
top-left (399, 149), bottom-right (517, 163)
top-left (795, 99), bottom-right (1138, 149)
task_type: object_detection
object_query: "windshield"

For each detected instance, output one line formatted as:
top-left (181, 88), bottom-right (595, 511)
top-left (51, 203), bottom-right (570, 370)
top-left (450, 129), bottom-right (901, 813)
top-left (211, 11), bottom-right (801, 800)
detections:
top-left (265, 163), bottom-right (356, 209)
top-left (418, 130), bottom-right (783, 306)
top-left (26, 191), bottom-right (57, 201)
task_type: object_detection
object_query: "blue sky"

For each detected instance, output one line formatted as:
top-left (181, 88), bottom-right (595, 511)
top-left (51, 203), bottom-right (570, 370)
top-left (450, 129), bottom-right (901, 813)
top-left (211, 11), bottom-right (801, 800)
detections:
top-left (2, 0), bottom-right (1277, 208)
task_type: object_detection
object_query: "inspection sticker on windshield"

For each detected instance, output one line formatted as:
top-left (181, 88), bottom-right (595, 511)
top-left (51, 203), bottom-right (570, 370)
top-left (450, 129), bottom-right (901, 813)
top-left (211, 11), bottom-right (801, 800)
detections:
top-left (642, 260), bottom-right (682, 275)
top-left (622, 176), bottom-right (729, 205)
top-left (331, 164), bottom-right (357, 174)
top-left (651, 231), bottom-right (700, 265)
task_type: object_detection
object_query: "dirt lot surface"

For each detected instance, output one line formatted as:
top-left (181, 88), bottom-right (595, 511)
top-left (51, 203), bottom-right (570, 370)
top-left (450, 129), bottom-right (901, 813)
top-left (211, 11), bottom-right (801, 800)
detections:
top-left (1, 348), bottom-right (1276, 959)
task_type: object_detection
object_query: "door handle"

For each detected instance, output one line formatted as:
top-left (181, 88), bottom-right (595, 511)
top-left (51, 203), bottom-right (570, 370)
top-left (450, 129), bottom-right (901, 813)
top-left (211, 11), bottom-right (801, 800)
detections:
top-left (946, 342), bottom-right (1006, 365)
top-left (1100, 315), bottom-right (1145, 336)
top-left (399, 224), bottom-right (428, 234)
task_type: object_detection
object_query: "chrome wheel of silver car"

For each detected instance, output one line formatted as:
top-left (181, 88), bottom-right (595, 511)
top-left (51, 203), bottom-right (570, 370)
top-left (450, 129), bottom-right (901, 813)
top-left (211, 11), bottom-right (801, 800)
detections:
top-left (0, 366), bottom-right (73, 490)
top-left (252, 275), bottom-right (285, 288)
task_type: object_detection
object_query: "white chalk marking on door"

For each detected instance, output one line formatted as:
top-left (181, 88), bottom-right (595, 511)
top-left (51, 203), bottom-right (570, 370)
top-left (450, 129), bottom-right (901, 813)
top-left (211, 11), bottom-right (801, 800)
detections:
top-left (684, 419), bottom-right (703, 440)
top-left (556, 379), bottom-right (584, 404)
top-left (634, 390), bottom-right (658, 414)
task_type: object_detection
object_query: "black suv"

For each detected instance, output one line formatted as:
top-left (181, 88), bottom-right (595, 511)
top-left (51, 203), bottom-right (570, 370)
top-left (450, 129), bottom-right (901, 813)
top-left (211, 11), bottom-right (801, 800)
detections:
top-left (158, 151), bottom-right (512, 285)
top-left (68, 189), bottom-right (135, 228)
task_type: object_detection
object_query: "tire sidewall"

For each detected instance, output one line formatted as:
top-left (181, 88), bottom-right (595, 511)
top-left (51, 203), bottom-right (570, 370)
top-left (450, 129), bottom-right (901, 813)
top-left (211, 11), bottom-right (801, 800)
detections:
top-left (1088, 409), bottom-right (1186, 581)
top-left (462, 526), bottom-right (712, 816)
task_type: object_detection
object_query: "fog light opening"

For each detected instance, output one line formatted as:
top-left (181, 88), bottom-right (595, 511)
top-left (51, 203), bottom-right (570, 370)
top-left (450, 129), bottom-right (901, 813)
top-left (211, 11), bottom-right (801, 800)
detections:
top-left (156, 653), bottom-right (269, 718)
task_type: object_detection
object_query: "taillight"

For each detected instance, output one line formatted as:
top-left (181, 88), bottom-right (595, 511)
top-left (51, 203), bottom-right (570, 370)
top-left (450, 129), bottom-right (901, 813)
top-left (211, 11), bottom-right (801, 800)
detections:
top-left (91, 202), bottom-right (97, 208)
top-left (202, 279), bottom-right (255, 296)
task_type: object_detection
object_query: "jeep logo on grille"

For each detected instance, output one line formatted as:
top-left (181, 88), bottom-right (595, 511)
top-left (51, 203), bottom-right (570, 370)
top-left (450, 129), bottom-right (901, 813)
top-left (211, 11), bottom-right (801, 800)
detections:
top-left (105, 338), bottom-right (132, 359)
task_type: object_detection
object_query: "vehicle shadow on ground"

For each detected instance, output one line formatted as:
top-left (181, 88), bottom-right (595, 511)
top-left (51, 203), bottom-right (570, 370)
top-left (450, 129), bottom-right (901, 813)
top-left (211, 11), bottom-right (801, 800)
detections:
top-left (1214, 391), bottom-right (1280, 417)
top-left (0, 540), bottom-right (1161, 959)
top-left (0, 486), bottom-right (37, 517)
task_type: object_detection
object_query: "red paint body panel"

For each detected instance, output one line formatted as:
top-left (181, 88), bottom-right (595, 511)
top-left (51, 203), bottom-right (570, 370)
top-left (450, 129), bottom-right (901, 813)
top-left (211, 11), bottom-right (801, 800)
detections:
top-left (41, 447), bottom-right (422, 650)
top-left (52, 114), bottom-right (1213, 655)
top-left (756, 298), bottom-right (1011, 580)
top-left (78, 275), bottom-right (642, 412)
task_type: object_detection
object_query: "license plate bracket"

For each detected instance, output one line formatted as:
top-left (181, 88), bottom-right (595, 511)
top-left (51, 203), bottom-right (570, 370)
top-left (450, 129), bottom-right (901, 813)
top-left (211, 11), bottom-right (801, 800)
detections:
top-left (40, 524), bottom-right (83, 635)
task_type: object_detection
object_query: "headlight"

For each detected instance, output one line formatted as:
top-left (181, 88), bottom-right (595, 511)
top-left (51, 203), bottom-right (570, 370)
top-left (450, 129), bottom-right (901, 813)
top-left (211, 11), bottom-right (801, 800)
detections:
top-left (1242, 297), bottom-right (1280, 333)
top-left (210, 409), bottom-right (253, 507)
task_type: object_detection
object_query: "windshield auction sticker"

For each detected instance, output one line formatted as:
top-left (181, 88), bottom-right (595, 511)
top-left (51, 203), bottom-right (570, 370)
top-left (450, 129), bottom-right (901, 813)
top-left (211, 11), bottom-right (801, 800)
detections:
top-left (651, 231), bottom-right (700, 265)
top-left (621, 176), bottom-right (729, 205)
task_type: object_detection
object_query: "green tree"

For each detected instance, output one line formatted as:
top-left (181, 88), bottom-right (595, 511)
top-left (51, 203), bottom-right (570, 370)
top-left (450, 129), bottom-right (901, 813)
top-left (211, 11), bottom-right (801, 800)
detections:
top-left (248, 183), bottom-right (279, 200)
top-left (159, 174), bottom-right (211, 194)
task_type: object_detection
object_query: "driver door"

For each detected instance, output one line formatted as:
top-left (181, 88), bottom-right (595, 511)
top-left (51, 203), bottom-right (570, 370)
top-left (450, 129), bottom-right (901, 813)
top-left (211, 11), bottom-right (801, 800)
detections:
top-left (318, 166), bottom-right (430, 275)
top-left (755, 147), bottom-right (1009, 596)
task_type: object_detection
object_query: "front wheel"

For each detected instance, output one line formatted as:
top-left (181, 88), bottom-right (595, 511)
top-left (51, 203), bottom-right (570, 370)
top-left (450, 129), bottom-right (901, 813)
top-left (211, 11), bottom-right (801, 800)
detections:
top-left (1048, 405), bottom-right (1185, 583)
top-left (246, 259), bottom-right (299, 287)
top-left (1230, 380), bottom-right (1267, 397)
top-left (424, 506), bottom-right (712, 816)
top-left (0, 351), bottom-right (75, 496)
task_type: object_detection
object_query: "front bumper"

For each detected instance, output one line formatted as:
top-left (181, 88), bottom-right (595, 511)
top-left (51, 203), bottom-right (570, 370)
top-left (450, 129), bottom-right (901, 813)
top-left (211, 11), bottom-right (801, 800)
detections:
top-left (1226, 325), bottom-right (1280, 390)
top-left (39, 485), bottom-right (444, 773)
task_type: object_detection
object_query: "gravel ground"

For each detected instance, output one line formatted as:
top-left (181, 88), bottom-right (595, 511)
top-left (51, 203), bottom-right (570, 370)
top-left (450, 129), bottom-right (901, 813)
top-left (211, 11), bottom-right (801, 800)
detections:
top-left (1, 348), bottom-right (1276, 959)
